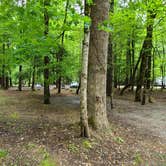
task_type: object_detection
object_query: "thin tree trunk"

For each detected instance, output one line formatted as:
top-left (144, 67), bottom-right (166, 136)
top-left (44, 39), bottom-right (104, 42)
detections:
top-left (80, 0), bottom-right (90, 138)
top-left (125, 37), bottom-right (131, 85)
top-left (135, 10), bottom-right (155, 103)
top-left (9, 70), bottom-right (13, 87)
top-left (31, 65), bottom-right (36, 91)
top-left (5, 76), bottom-right (9, 89)
top-left (1, 65), bottom-right (5, 89)
top-left (131, 33), bottom-right (135, 91)
top-left (18, 65), bottom-right (22, 91)
top-left (57, 0), bottom-right (69, 94)
top-left (43, 0), bottom-right (50, 104)
top-left (58, 76), bottom-right (61, 93)
top-left (120, 53), bottom-right (141, 95)
top-left (1, 43), bottom-right (5, 89)
top-left (114, 51), bottom-right (118, 88)
top-left (106, 0), bottom-right (114, 109)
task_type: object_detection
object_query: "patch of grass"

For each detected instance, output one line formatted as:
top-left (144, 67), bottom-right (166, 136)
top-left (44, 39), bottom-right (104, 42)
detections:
top-left (133, 152), bottom-right (143, 165)
top-left (9, 112), bottom-right (20, 120)
top-left (39, 147), bottom-right (57, 166)
top-left (82, 140), bottom-right (92, 149)
top-left (155, 152), bottom-right (166, 161)
top-left (68, 143), bottom-right (79, 153)
top-left (0, 96), bottom-right (8, 105)
top-left (39, 158), bottom-right (57, 166)
top-left (0, 149), bottom-right (8, 158)
top-left (114, 136), bottom-right (124, 144)
top-left (26, 143), bottom-right (37, 150)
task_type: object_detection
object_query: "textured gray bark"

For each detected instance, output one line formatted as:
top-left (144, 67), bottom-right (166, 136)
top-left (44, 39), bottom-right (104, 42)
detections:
top-left (87, 0), bottom-right (110, 130)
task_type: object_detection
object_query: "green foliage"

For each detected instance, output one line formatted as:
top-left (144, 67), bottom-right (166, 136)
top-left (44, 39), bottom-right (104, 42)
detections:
top-left (82, 140), bottom-right (92, 149)
top-left (39, 146), bottom-right (57, 166)
top-left (114, 136), bottom-right (124, 144)
top-left (68, 143), bottom-right (79, 153)
top-left (133, 152), bottom-right (143, 166)
top-left (9, 112), bottom-right (20, 120)
top-left (0, 149), bottom-right (8, 158)
top-left (39, 158), bottom-right (57, 166)
top-left (0, 0), bottom-right (165, 87)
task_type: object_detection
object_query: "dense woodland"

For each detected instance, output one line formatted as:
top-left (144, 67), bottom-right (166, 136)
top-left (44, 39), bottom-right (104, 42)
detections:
top-left (0, 0), bottom-right (166, 165)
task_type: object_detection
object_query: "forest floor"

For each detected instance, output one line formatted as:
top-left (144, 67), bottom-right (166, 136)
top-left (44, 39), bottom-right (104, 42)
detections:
top-left (0, 87), bottom-right (165, 166)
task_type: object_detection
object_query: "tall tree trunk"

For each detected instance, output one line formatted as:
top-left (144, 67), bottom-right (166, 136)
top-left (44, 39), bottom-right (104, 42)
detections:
top-left (87, 0), bottom-right (110, 130)
top-left (131, 33), bottom-right (135, 91)
top-left (161, 42), bottom-right (166, 89)
top-left (5, 76), bottom-right (9, 89)
top-left (43, 0), bottom-right (50, 104)
top-left (135, 10), bottom-right (156, 103)
top-left (57, 76), bottom-right (61, 93)
top-left (1, 65), bottom-right (5, 89)
top-left (31, 65), bottom-right (36, 91)
top-left (57, 0), bottom-right (69, 94)
top-left (9, 70), bottom-right (13, 87)
top-left (18, 65), bottom-right (22, 91)
top-left (106, 0), bottom-right (114, 109)
top-left (28, 70), bottom-right (31, 87)
top-left (80, 0), bottom-right (90, 138)
top-left (120, 53), bottom-right (141, 95)
top-left (114, 49), bottom-right (118, 88)
top-left (1, 43), bottom-right (5, 89)
top-left (125, 37), bottom-right (131, 85)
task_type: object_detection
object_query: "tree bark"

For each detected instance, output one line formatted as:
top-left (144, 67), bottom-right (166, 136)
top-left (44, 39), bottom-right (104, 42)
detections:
top-left (135, 10), bottom-right (155, 103)
top-left (43, 0), bottom-right (50, 104)
top-left (31, 65), bottom-right (36, 91)
top-left (1, 44), bottom-right (5, 89)
top-left (57, 0), bottom-right (69, 94)
top-left (125, 37), bottom-right (131, 85)
top-left (106, 0), bottom-right (114, 109)
top-left (18, 65), bottom-right (22, 91)
top-left (80, 0), bottom-right (90, 138)
top-left (120, 53), bottom-right (141, 95)
top-left (87, 0), bottom-right (110, 130)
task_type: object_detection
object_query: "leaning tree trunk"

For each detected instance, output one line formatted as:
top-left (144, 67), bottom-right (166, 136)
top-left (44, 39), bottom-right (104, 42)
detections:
top-left (87, 0), bottom-right (110, 130)
top-left (120, 52), bottom-right (141, 95)
top-left (135, 10), bottom-right (156, 104)
top-left (43, 0), bottom-right (50, 104)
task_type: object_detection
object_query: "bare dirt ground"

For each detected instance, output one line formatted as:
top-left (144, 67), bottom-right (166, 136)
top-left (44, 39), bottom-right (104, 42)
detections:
top-left (111, 90), bottom-right (166, 142)
top-left (0, 88), bottom-right (165, 166)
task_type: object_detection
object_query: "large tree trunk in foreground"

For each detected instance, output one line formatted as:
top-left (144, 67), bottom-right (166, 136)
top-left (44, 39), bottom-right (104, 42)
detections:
top-left (43, 0), bottom-right (50, 104)
top-left (80, 0), bottom-right (90, 138)
top-left (88, 0), bottom-right (110, 130)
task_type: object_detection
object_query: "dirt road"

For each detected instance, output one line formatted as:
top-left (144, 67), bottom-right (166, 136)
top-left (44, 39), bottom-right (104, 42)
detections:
top-left (110, 99), bottom-right (166, 142)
